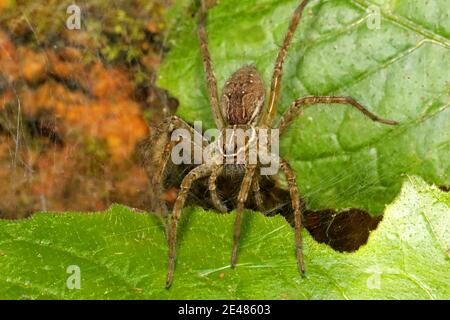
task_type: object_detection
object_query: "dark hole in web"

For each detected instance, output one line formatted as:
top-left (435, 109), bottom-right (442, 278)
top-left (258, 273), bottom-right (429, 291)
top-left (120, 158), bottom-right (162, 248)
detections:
top-left (301, 209), bottom-right (381, 252)
top-left (439, 185), bottom-right (449, 192)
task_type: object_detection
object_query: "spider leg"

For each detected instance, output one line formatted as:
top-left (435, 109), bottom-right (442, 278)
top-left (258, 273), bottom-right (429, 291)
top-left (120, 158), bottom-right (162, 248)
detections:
top-left (208, 165), bottom-right (228, 213)
top-left (198, 0), bottom-right (226, 129)
top-left (152, 116), bottom-right (202, 186)
top-left (252, 175), bottom-right (265, 212)
top-left (231, 165), bottom-right (257, 268)
top-left (150, 116), bottom-right (208, 216)
top-left (166, 164), bottom-right (213, 289)
top-left (261, 0), bottom-right (310, 127)
top-left (279, 158), bottom-right (305, 276)
top-left (277, 96), bottom-right (399, 135)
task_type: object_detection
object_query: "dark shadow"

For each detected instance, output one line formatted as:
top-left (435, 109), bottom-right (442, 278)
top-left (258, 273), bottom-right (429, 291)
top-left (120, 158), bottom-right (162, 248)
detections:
top-left (151, 161), bottom-right (382, 253)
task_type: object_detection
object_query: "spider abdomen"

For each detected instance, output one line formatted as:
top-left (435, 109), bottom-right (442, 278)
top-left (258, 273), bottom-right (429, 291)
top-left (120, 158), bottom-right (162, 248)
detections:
top-left (223, 163), bottom-right (246, 179)
top-left (221, 65), bottom-right (265, 125)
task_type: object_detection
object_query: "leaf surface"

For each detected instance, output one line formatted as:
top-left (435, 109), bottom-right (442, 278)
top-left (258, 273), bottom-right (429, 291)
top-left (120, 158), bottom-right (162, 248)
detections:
top-left (0, 177), bottom-right (448, 299)
top-left (158, 0), bottom-right (450, 213)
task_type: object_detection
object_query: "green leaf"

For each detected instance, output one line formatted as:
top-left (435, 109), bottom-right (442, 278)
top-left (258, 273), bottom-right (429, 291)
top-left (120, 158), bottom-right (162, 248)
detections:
top-left (0, 177), bottom-right (449, 299)
top-left (157, 0), bottom-right (450, 214)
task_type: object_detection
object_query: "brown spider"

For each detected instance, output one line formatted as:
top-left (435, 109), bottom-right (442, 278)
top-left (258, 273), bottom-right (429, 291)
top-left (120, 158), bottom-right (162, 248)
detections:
top-left (153, 0), bottom-right (398, 288)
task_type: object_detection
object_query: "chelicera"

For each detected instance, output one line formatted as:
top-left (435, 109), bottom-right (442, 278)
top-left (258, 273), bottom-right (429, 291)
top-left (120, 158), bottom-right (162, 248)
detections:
top-left (151, 0), bottom-right (398, 288)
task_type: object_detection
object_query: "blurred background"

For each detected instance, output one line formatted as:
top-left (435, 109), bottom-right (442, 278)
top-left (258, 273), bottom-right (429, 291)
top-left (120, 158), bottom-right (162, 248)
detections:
top-left (0, 0), bottom-right (180, 218)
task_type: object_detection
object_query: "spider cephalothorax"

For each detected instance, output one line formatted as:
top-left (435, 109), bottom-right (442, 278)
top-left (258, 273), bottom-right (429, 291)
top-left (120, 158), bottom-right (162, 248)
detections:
top-left (150, 0), bottom-right (398, 288)
top-left (221, 65), bottom-right (265, 125)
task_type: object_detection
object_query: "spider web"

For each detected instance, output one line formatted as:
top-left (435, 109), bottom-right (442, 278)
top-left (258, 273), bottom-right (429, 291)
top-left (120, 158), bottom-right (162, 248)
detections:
top-left (154, 0), bottom-right (450, 251)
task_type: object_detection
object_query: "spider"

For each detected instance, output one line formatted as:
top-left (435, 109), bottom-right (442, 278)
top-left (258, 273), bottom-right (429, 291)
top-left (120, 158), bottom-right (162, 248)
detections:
top-left (152, 0), bottom-right (399, 288)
